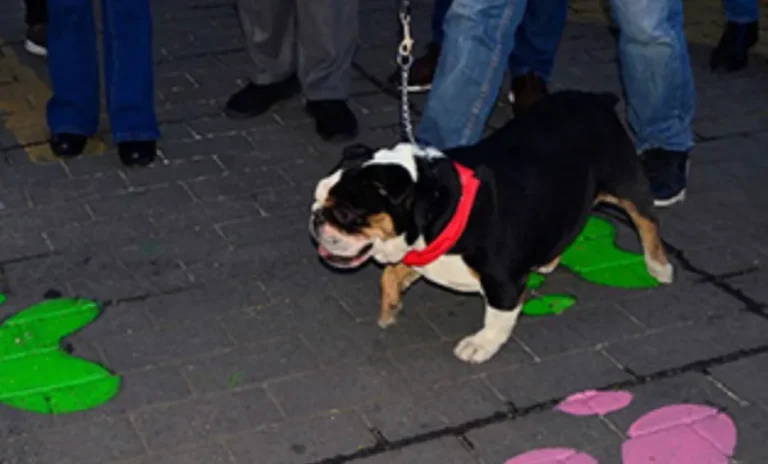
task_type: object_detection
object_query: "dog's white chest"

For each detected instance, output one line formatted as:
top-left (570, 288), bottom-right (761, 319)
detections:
top-left (414, 255), bottom-right (482, 293)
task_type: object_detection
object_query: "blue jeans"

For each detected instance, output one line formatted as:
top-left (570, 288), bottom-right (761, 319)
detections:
top-left (46, 0), bottom-right (159, 143)
top-left (723, 0), bottom-right (759, 23)
top-left (431, 0), bottom-right (567, 82)
top-left (418, 0), bottom-right (695, 155)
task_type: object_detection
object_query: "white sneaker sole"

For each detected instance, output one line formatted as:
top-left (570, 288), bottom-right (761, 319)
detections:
top-left (25, 40), bottom-right (47, 57)
top-left (653, 189), bottom-right (687, 207)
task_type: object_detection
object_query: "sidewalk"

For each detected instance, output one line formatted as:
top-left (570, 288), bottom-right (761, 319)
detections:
top-left (1, 0), bottom-right (767, 463)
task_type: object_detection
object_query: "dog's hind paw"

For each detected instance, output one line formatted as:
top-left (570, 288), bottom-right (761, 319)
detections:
top-left (646, 257), bottom-right (674, 284)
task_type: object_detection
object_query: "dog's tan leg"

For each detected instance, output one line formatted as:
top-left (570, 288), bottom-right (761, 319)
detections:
top-left (536, 256), bottom-right (561, 274)
top-left (597, 193), bottom-right (673, 284)
top-left (379, 264), bottom-right (421, 328)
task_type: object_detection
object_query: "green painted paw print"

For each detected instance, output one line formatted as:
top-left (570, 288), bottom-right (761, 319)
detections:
top-left (523, 216), bottom-right (660, 317)
top-left (0, 296), bottom-right (120, 414)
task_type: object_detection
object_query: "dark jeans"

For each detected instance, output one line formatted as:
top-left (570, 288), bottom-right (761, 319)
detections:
top-left (25, 0), bottom-right (48, 26)
top-left (46, 0), bottom-right (160, 142)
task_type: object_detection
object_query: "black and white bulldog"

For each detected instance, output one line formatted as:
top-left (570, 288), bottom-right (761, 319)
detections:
top-left (308, 90), bottom-right (674, 364)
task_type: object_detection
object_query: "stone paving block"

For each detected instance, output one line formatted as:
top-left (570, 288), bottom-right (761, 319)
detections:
top-left (142, 278), bottom-right (270, 327)
top-left (615, 282), bottom-right (745, 329)
top-left (181, 337), bottom-right (320, 393)
top-left (215, 212), bottom-right (308, 246)
top-left (80, 300), bottom-right (155, 338)
top-left (56, 365), bottom-right (193, 425)
top-left (725, 269), bottom-right (768, 306)
top-left (131, 387), bottom-right (284, 451)
top-left (26, 172), bottom-right (129, 206)
top-left (186, 114), bottom-right (282, 137)
top-left (217, 296), bottom-right (352, 346)
top-left (727, 404), bottom-right (768, 463)
top-left (709, 352), bottom-right (768, 408)
top-left (601, 372), bottom-right (743, 433)
top-left (226, 411), bottom-right (376, 463)
top-left (155, 99), bottom-right (225, 122)
top-left (390, 339), bottom-right (533, 388)
top-left (267, 360), bottom-right (417, 417)
top-left (0, 187), bottom-right (29, 211)
top-left (0, 229), bottom-right (51, 262)
top-left (113, 249), bottom-right (193, 293)
top-left (414, 294), bottom-right (494, 339)
top-left (0, 416), bottom-right (145, 464)
top-left (44, 216), bottom-right (153, 252)
top-left (87, 184), bottom-right (196, 220)
top-left (604, 313), bottom-right (768, 376)
top-left (120, 442), bottom-right (233, 464)
top-left (0, 254), bottom-right (72, 300)
top-left (122, 157), bottom-right (226, 188)
top-left (0, 405), bottom-right (56, 441)
top-left (360, 377), bottom-right (506, 442)
top-left (185, 169), bottom-right (289, 201)
top-left (98, 319), bottom-right (235, 371)
top-left (512, 302), bottom-right (645, 358)
top-left (159, 134), bottom-right (256, 160)
top-left (467, 411), bottom-right (621, 464)
top-left (354, 437), bottom-right (480, 464)
top-left (484, 350), bottom-right (632, 408)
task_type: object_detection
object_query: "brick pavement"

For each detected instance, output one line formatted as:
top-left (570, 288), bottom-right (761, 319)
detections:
top-left (1, 0), bottom-right (768, 462)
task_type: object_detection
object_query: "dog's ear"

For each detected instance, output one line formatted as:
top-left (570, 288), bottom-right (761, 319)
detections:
top-left (342, 143), bottom-right (373, 161)
top-left (366, 165), bottom-right (414, 205)
top-left (333, 143), bottom-right (374, 172)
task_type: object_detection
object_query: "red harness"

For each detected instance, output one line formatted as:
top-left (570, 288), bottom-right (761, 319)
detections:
top-left (402, 162), bottom-right (480, 267)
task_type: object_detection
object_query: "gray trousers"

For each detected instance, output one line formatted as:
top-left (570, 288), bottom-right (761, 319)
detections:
top-left (237, 0), bottom-right (358, 100)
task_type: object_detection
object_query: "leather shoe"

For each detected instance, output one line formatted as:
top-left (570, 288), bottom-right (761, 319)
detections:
top-left (118, 141), bottom-right (156, 167)
top-left (50, 133), bottom-right (87, 157)
top-left (306, 100), bottom-right (358, 141)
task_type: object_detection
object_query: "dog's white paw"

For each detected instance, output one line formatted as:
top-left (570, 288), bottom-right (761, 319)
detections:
top-left (646, 256), bottom-right (674, 284)
top-left (453, 331), bottom-right (505, 364)
top-left (377, 315), bottom-right (398, 329)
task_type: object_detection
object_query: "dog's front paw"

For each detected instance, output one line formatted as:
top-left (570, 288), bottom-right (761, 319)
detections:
top-left (377, 315), bottom-right (398, 329)
top-left (453, 331), bottom-right (506, 364)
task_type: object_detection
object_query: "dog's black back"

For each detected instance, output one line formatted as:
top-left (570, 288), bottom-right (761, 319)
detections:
top-left (443, 91), bottom-right (653, 282)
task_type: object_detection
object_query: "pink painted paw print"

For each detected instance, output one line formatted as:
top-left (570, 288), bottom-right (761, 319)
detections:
top-left (504, 391), bottom-right (738, 464)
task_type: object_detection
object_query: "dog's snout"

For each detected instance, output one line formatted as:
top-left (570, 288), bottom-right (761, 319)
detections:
top-left (312, 212), bottom-right (325, 233)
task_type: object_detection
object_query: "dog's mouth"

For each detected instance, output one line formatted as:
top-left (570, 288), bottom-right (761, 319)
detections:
top-left (317, 243), bottom-right (373, 268)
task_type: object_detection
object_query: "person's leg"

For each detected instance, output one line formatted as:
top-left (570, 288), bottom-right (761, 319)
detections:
top-left (24, 0), bottom-right (48, 56)
top-left (225, 0), bottom-right (300, 118)
top-left (710, 0), bottom-right (759, 72)
top-left (102, 0), bottom-right (160, 166)
top-left (46, 0), bottom-right (99, 156)
top-left (416, 0), bottom-right (529, 149)
top-left (611, 0), bottom-right (695, 207)
top-left (506, 0), bottom-right (569, 114)
top-left (296, 0), bottom-right (359, 140)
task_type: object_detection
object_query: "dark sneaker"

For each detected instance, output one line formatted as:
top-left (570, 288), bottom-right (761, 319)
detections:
top-left (709, 21), bottom-right (758, 72)
top-left (387, 42), bottom-right (441, 93)
top-left (305, 100), bottom-right (358, 141)
top-left (49, 133), bottom-right (87, 157)
top-left (224, 76), bottom-right (300, 119)
top-left (118, 141), bottom-right (157, 167)
top-left (25, 24), bottom-right (47, 57)
top-left (640, 148), bottom-right (689, 207)
top-left (507, 72), bottom-right (549, 116)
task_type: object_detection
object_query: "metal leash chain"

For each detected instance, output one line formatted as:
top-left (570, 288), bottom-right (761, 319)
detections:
top-left (397, 0), bottom-right (416, 144)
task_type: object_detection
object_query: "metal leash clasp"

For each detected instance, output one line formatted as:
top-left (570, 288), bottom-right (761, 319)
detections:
top-left (397, 4), bottom-right (416, 144)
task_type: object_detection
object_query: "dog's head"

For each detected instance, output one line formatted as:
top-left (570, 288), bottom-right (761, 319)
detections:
top-left (309, 142), bottom-right (443, 269)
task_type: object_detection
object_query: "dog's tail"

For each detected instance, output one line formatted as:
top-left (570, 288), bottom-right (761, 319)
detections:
top-left (595, 92), bottom-right (620, 109)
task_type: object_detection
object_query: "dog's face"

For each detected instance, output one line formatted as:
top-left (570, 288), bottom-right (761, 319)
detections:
top-left (309, 143), bottom-right (421, 269)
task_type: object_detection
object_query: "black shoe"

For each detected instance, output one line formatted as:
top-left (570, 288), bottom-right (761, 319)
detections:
top-left (50, 133), bottom-right (87, 157)
top-left (224, 76), bottom-right (300, 119)
top-left (118, 141), bottom-right (156, 167)
top-left (305, 100), bottom-right (358, 141)
top-left (709, 21), bottom-right (758, 72)
top-left (508, 72), bottom-right (549, 116)
top-left (25, 24), bottom-right (47, 57)
top-left (640, 148), bottom-right (689, 207)
top-left (387, 42), bottom-right (441, 93)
